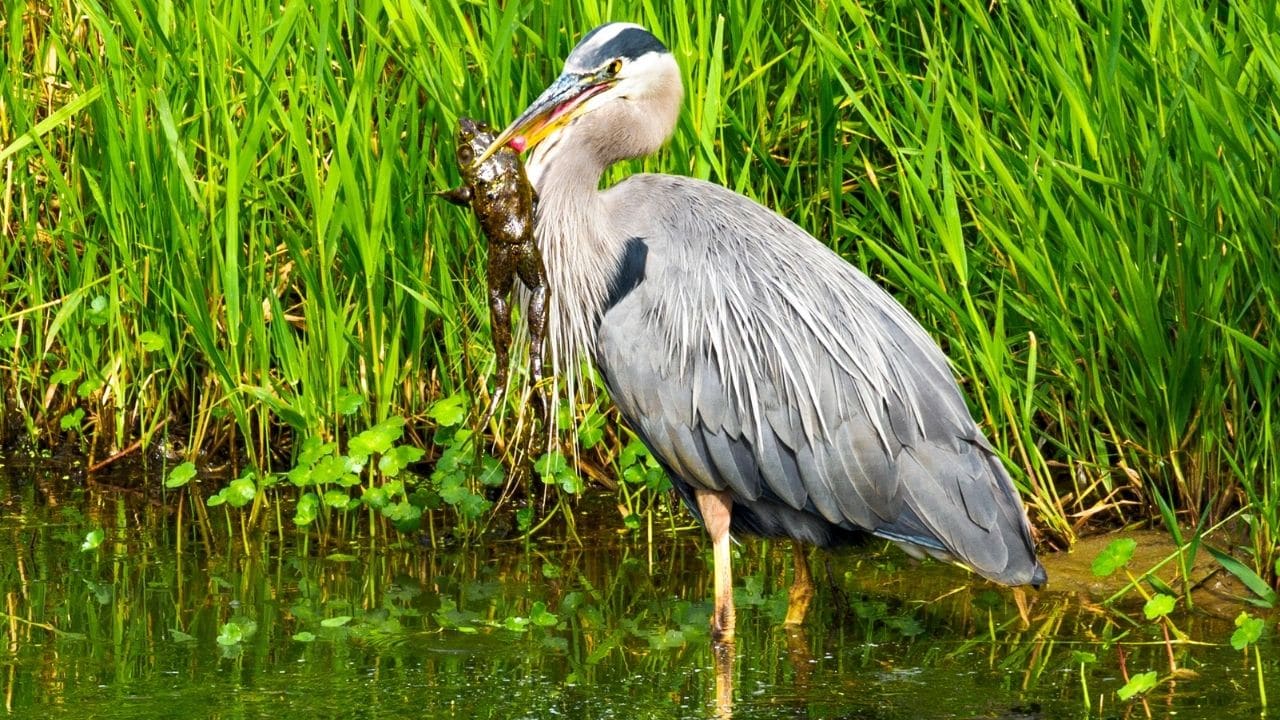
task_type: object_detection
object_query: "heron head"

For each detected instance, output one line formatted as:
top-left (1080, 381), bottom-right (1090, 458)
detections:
top-left (477, 23), bottom-right (683, 168)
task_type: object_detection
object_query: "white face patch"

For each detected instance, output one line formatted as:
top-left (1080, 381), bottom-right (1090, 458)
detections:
top-left (609, 52), bottom-right (673, 100)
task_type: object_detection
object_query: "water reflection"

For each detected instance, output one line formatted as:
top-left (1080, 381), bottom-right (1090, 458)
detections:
top-left (1, 470), bottom-right (1276, 719)
top-left (714, 639), bottom-right (734, 718)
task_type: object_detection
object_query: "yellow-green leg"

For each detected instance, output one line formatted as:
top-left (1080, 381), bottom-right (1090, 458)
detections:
top-left (696, 489), bottom-right (735, 642)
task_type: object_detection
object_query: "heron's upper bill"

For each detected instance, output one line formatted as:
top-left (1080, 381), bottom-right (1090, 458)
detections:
top-left (476, 72), bottom-right (617, 166)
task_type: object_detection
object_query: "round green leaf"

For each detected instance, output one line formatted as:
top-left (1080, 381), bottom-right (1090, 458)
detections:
top-left (225, 476), bottom-right (256, 508)
top-left (428, 394), bottom-right (466, 427)
top-left (323, 489), bottom-right (352, 509)
top-left (362, 485), bottom-right (388, 509)
top-left (138, 331), bottom-right (166, 352)
top-left (216, 622), bottom-right (244, 646)
top-left (534, 451), bottom-right (567, 478)
top-left (477, 455), bottom-right (505, 487)
top-left (293, 494), bottom-right (319, 526)
top-left (335, 388), bottom-right (363, 415)
top-left (1071, 650), bottom-right (1097, 665)
top-left (1117, 670), bottom-right (1158, 700)
top-left (1231, 611), bottom-right (1265, 650)
top-left (80, 528), bottom-right (105, 551)
top-left (165, 461), bottom-right (197, 489)
top-left (530, 601), bottom-right (558, 627)
top-left (349, 416), bottom-right (407, 459)
top-left (50, 368), bottom-right (80, 385)
top-left (1143, 593), bottom-right (1176, 620)
top-left (1091, 538), bottom-right (1137, 577)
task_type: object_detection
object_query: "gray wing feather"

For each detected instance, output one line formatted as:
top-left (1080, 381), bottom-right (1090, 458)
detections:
top-left (596, 174), bottom-right (1044, 585)
top-left (899, 442), bottom-right (1006, 570)
top-left (701, 427), bottom-right (763, 501)
top-left (755, 425), bottom-right (806, 510)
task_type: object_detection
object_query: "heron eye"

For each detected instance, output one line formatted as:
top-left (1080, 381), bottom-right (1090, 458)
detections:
top-left (607, 58), bottom-right (623, 76)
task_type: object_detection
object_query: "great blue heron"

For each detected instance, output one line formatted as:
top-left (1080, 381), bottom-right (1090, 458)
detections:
top-left (478, 22), bottom-right (1047, 641)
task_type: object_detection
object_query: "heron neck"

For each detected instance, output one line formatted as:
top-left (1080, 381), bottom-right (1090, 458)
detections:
top-left (528, 136), bottom-right (623, 379)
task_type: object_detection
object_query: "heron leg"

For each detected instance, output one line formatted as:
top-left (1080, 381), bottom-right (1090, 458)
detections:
top-left (695, 489), bottom-right (735, 642)
top-left (784, 540), bottom-right (814, 627)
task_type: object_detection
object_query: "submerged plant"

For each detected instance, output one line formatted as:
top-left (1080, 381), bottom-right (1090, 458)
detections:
top-left (1117, 669), bottom-right (1158, 701)
top-left (1231, 612), bottom-right (1269, 709)
top-left (78, 529), bottom-right (104, 552)
top-left (1072, 651), bottom-right (1097, 710)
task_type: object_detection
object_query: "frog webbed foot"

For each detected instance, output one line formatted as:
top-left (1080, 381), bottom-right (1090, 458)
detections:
top-left (438, 186), bottom-right (473, 206)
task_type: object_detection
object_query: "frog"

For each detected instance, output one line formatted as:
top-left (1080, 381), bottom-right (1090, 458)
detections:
top-left (440, 117), bottom-right (549, 425)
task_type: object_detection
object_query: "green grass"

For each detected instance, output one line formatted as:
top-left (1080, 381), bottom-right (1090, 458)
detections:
top-left (1, 0), bottom-right (1277, 585)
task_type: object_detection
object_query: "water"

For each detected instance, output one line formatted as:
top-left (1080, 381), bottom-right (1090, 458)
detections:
top-left (2, 462), bottom-right (1275, 719)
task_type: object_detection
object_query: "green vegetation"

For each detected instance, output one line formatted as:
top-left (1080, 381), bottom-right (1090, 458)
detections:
top-left (2, 0), bottom-right (1277, 584)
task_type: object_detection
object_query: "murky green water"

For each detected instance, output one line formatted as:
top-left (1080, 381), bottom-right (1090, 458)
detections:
top-left (2, 461), bottom-right (1276, 719)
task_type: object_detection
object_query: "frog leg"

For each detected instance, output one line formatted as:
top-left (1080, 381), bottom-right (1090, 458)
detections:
top-left (483, 249), bottom-right (517, 426)
top-left (516, 243), bottom-right (550, 425)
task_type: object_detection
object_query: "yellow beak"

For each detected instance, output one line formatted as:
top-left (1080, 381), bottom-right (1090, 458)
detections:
top-left (475, 72), bottom-right (615, 166)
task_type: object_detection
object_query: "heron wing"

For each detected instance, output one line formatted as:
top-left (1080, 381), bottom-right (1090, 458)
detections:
top-left (594, 174), bottom-right (1042, 585)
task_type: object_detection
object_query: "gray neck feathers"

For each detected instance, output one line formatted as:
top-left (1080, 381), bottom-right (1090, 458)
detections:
top-left (526, 124), bottom-right (625, 394)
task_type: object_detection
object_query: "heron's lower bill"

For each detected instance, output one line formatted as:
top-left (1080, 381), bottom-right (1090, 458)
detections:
top-left (547, 81), bottom-right (611, 124)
